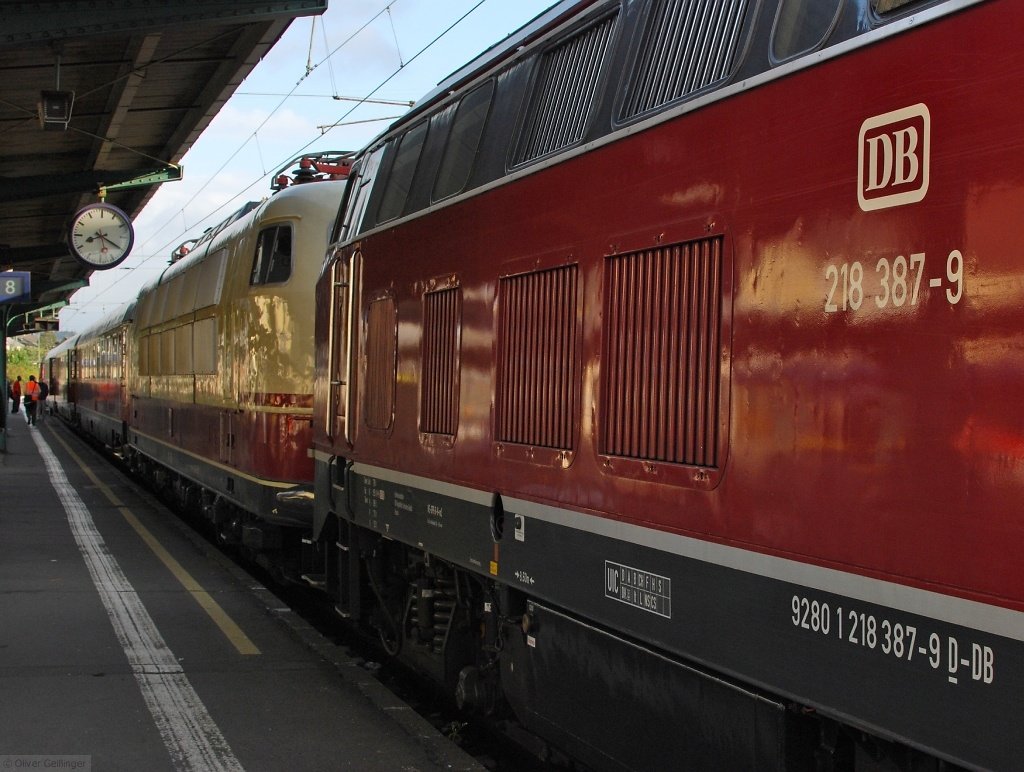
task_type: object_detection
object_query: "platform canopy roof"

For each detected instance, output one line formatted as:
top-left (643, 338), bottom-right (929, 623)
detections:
top-left (0, 0), bottom-right (327, 335)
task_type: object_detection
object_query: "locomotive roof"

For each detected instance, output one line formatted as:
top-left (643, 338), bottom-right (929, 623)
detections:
top-left (152, 155), bottom-right (354, 292)
top-left (375, 0), bottom-right (597, 144)
top-left (43, 332), bottom-right (80, 361)
top-left (67, 300), bottom-right (137, 345)
top-left (135, 175), bottom-right (347, 301)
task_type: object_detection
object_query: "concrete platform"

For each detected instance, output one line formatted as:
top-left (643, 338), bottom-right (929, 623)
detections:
top-left (0, 411), bottom-right (484, 771)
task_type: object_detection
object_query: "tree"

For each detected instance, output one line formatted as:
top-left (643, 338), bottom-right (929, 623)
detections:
top-left (6, 346), bottom-right (38, 379)
top-left (5, 331), bottom-right (57, 378)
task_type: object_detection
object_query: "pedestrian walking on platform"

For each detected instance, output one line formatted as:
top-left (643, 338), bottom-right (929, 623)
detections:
top-left (10, 375), bottom-right (22, 414)
top-left (37, 378), bottom-right (49, 421)
top-left (25, 375), bottom-right (40, 426)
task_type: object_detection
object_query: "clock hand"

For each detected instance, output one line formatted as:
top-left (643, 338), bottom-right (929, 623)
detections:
top-left (94, 231), bottom-right (121, 248)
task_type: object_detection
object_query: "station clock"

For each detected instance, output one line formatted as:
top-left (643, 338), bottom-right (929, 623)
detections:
top-left (68, 202), bottom-right (135, 269)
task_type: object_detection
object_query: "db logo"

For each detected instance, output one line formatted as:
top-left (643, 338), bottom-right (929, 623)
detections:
top-left (858, 103), bottom-right (930, 211)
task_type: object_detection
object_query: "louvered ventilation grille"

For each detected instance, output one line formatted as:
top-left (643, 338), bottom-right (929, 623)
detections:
top-left (515, 13), bottom-right (619, 164)
top-left (497, 265), bottom-right (578, 449)
top-left (421, 287), bottom-right (460, 435)
top-left (364, 297), bottom-right (397, 430)
top-left (621, 0), bottom-right (748, 120)
top-left (601, 238), bottom-right (723, 467)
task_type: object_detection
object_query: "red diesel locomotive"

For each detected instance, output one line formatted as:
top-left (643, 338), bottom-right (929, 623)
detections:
top-left (307, 0), bottom-right (1023, 769)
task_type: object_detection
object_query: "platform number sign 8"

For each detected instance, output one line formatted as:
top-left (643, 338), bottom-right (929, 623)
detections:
top-left (1, 273), bottom-right (29, 302)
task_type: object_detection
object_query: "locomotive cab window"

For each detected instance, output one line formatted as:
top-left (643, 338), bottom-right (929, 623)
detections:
top-left (337, 145), bottom-right (385, 242)
top-left (433, 80), bottom-right (495, 201)
top-left (771, 0), bottom-right (842, 62)
top-left (376, 121), bottom-right (429, 224)
top-left (250, 225), bottom-right (293, 285)
top-left (873, 0), bottom-right (924, 12)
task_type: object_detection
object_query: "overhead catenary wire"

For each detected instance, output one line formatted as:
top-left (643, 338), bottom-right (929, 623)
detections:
top-left (313, 0), bottom-right (486, 137)
top-left (319, 16), bottom-right (341, 98)
top-left (236, 93), bottom-right (414, 107)
top-left (157, 0), bottom-right (490, 252)
top-left (63, 0), bottom-right (493, 323)
top-left (157, 0), bottom-right (426, 244)
top-left (295, 0), bottom-right (399, 88)
top-left (305, 16), bottom-right (317, 77)
top-left (387, 7), bottom-right (405, 67)
top-left (316, 115), bottom-right (405, 135)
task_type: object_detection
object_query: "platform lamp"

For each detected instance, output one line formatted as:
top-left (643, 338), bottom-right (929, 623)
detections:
top-left (38, 50), bottom-right (74, 131)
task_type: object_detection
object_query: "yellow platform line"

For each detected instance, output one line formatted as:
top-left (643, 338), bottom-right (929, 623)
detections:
top-left (50, 429), bottom-right (261, 656)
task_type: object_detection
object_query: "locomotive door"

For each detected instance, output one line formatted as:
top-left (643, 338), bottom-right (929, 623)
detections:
top-left (68, 347), bottom-right (78, 410)
top-left (118, 327), bottom-right (129, 423)
top-left (327, 248), bottom-right (360, 444)
top-left (219, 411), bottom-right (234, 465)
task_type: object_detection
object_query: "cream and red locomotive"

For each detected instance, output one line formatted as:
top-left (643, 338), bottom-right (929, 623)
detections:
top-left (50, 156), bottom-right (348, 560)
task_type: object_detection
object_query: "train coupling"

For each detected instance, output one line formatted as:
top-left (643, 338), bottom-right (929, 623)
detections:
top-left (276, 488), bottom-right (315, 509)
top-left (271, 487), bottom-right (316, 527)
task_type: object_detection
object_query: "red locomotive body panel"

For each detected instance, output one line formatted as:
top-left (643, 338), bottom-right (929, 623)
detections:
top-left (338, 1), bottom-right (1024, 606)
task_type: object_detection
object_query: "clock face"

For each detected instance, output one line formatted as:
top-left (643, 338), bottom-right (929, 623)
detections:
top-left (68, 203), bottom-right (135, 269)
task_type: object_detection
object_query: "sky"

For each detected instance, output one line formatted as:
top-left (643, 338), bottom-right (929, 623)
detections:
top-left (58, 0), bottom-right (557, 332)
